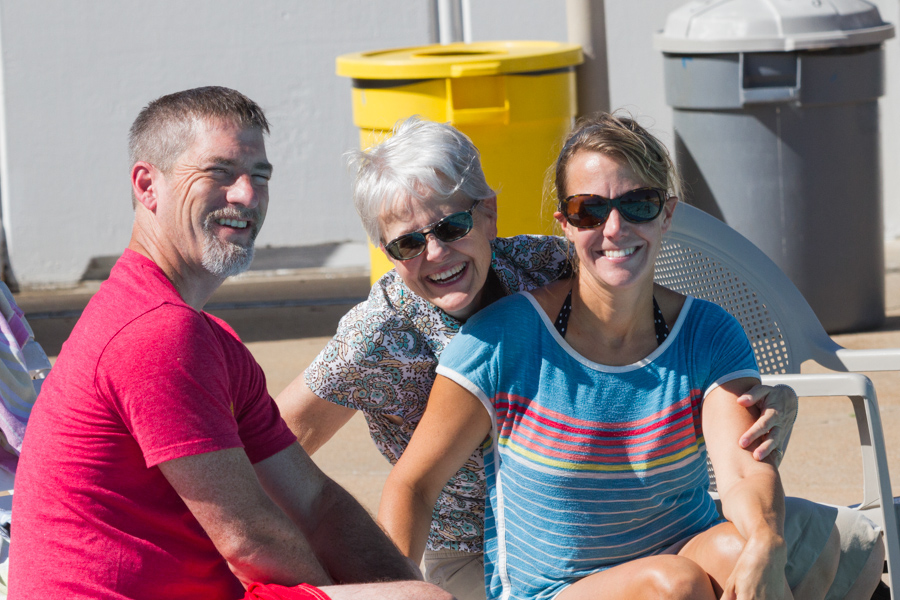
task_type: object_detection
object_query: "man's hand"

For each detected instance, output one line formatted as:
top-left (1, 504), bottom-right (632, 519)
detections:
top-left (736, 384), bottom-right (798, 465)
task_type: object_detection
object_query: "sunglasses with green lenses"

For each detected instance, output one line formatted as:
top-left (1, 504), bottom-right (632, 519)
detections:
top-left (383, 200), bottom-right (481, 261)
top-left (560, 188), bottom-right (666, 229)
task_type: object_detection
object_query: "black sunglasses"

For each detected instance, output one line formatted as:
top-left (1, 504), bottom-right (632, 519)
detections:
top-left (383, 200), bottom-right (481, 261)
top-left (559, 188), bottom-right (667, 229)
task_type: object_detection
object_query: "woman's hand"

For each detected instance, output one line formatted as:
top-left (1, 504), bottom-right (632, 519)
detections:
top-left (722, 535), bottom-right (789, 600)
top-left (736, 384), bottom-right (798, 465)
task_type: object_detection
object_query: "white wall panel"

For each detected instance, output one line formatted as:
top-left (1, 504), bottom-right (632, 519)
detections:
top-left (0, 1), bottom-right (430, 285)
top-left (0, 0), bottom-right (896, 285)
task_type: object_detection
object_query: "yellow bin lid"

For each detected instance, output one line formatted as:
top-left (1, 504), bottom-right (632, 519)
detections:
top-left (336, 41), bottom-right (582, 80)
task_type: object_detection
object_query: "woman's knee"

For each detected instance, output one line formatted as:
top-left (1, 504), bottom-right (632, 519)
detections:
top-left (702, 523), bottom-right (746, 572)
top-left (641, 555), bottom-right (716, 600)
top-left (679, 522), bottom-right (746, 590)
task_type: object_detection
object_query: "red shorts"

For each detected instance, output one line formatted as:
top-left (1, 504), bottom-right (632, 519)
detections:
top-left (243, 582), bottom-right (331, 600)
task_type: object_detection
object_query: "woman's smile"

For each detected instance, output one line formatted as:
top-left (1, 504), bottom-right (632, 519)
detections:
top-left (427, 262), bottom-right (467, 285)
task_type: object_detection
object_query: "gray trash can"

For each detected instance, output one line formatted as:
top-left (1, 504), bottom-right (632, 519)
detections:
top-left (655, 0), bottom-right (895, 333)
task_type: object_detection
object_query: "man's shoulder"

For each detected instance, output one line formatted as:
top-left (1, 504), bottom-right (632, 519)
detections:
top-left (57, 251), bottom-right (194, 365)
top-left (86, 250), bottom-right (184, 319)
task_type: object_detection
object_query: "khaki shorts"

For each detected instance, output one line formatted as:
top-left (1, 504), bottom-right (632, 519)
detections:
top-left (783, 498), bottom-right (882, 600)
top-left (423, 549), bottom-right (486, 600)
top-left (423, 497), bottom-right (882, 600)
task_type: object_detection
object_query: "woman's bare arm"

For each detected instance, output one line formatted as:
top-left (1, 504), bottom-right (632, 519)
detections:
top-left (275, 373), bottom-right (356, 455)
top-left (704, 377), bottom-right (788, 600)
top-left (378, 375), bottom-right (492, 563)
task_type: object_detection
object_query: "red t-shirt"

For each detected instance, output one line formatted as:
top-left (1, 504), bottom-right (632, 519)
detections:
top-left (10, 250), bottom-right (296, 600)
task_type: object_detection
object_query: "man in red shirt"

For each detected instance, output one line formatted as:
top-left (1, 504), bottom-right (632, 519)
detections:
top-left (10, 86), bottom-right (450, 600)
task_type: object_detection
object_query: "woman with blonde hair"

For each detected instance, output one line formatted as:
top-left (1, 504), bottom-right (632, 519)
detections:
top-left (377, 113), bottom-right (871, 600)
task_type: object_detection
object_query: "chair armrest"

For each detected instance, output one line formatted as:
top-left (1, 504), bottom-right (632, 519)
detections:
top-left (833, 347), bottom-right (900, 372)
top-left (761, 372), bottom-right (900, 592)
top-left (760, 373), bottom-right (882, 505)
top-left (761, 372), bottom-right (874, 398)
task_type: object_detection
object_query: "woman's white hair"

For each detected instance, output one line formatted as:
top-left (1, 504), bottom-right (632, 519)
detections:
top-left (348, 117), bottom-right (496, 244)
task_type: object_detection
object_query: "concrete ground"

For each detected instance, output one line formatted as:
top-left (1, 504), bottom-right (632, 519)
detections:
top-left (16, 247), bottom-right (900, 518)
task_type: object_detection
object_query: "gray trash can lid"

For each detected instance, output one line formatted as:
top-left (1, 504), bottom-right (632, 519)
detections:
top-left (654, 0), bottom-right (895, 53)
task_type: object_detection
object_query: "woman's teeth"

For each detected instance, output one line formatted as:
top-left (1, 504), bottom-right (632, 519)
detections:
top-left (428, 263), bottom-right (465, 283)
top-left (602, 247), bottom-right (636, 258)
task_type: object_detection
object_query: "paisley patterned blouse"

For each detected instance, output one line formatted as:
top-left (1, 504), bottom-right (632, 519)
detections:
top-left (304, 235), bottom-right (570, 552)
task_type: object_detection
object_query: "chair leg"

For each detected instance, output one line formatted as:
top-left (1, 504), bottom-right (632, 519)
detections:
top-left (849, 394), bottom-right (900, 599)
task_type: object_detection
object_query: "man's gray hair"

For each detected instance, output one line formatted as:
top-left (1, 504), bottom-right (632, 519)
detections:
top-left (348, 117), bottom-right (496, 244)
top-left (129, 86), bottom-right (270, 174)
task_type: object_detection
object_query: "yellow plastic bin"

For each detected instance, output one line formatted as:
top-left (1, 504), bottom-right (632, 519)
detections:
top-left (336, 41), bottom-right (583, 283)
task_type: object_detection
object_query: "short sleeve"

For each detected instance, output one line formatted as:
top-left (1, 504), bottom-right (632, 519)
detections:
top-left (435, 307), bottom-right (508, 421)
top-left (491, 235), bottom-right (571, 294)
top-left (690, 302), bottom-right (760, 396)
top-left (97, 305), bottom-right (248, 467)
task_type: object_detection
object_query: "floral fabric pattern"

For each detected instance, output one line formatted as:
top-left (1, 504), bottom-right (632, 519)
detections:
top-left (304, 235), bottom-right (570, 552)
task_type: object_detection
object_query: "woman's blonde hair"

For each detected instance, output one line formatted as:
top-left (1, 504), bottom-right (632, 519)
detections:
top-left (553, 111), bottom-right (680, 206)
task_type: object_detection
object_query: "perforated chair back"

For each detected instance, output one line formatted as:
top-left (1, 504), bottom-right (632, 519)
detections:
top-left (655, 203), bottom-right (844, 375)
top-left (655, 204), bottom-right (900, 596)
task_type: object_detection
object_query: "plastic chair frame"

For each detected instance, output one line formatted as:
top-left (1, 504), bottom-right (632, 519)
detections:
top-left (655, 203), bottom-right (899, 595)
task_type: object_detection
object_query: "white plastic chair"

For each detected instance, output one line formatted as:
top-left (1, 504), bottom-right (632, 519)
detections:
top-left (655, 203), bottom-right (899, 596)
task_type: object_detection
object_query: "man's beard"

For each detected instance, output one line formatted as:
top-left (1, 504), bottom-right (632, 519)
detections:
top-left (201, 208), bottom-right (263, 278)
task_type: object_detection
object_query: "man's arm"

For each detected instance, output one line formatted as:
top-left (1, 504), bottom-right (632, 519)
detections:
top-left (158, 447), bottom-right (331, 589)
top-left (275, 373), bottom-right (356, 454)
top-left (254, 441), bottom-right (422, 584)
top-left (159, 443), bottom-right (420, 589)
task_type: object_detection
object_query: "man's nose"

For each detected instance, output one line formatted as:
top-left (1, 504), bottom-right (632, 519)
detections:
top-left (227, 174), bottom-right (259, 208)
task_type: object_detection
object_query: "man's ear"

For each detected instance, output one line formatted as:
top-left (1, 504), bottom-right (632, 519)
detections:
top-left (131, 161), bottom-right (159, 211)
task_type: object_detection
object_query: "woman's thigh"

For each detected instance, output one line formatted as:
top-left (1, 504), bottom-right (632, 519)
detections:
top-left (555, 555), bottom-right (716, 600)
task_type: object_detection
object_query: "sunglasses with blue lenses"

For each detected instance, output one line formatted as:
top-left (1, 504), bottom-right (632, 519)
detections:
top-left (560, 188), bottom-right (666, 229)
top-left (383, 200), bottom-right (481, 261)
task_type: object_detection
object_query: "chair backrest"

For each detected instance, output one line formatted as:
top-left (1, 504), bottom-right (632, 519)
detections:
top-left (655, 203), bottom-right (845, 375)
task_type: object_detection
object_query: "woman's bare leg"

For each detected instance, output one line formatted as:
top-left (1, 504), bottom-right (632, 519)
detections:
top-left (674, 522), bottom-right (745, 594)
top-left (677, 522), bottom-right (793, 599)
top-left (555, 555), bottom-right (716, 600)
